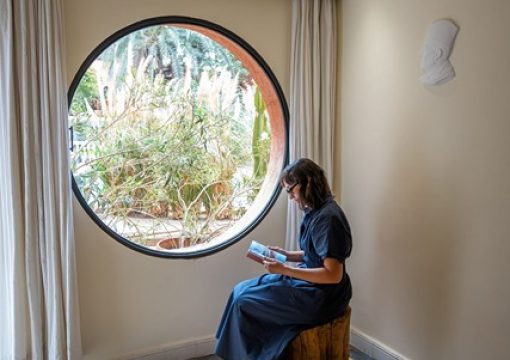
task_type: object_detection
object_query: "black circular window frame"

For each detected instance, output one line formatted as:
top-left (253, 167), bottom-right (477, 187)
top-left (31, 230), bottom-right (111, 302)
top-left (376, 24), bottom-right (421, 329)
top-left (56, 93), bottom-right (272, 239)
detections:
top-left (68, 16), bottom-right (289, 259)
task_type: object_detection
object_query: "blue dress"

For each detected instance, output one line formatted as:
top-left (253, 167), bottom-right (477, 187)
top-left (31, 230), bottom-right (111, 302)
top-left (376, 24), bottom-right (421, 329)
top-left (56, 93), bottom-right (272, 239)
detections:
top-left (215, 197), bottom-right (352, 360)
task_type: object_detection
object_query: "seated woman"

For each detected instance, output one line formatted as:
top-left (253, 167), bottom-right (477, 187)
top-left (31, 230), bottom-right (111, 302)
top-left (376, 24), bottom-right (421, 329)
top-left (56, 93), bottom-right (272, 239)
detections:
top-left (215, 158), bottom-right (352, 360)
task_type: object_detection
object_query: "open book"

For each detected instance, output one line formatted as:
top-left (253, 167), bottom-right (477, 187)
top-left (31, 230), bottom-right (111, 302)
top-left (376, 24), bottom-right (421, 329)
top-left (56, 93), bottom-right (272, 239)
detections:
top-left (246, 240), bottom-right (287, 264)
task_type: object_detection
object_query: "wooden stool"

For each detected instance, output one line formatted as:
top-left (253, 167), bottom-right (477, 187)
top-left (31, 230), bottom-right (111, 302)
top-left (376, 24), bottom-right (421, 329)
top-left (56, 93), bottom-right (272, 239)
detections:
top-left (282, 306), bottom-right (351, 360)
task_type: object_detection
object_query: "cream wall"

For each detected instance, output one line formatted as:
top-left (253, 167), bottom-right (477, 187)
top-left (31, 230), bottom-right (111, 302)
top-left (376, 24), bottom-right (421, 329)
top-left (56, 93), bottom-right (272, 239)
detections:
top-left (339, 0), bottom-right (510, 359)
top-left (63, 1), bottom-right (291, 359)
top-left (65, 0), bottom-right (510, 359)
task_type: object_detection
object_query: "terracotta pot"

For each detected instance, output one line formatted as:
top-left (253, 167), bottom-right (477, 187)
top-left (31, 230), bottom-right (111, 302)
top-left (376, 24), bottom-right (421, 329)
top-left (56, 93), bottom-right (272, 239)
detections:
top-left (156, 237), bottom-right (192, 250)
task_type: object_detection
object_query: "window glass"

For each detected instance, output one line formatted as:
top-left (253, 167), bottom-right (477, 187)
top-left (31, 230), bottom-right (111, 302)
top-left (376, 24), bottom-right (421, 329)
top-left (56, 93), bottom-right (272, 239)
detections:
top-left (69, 17), bottom-right (288, 257)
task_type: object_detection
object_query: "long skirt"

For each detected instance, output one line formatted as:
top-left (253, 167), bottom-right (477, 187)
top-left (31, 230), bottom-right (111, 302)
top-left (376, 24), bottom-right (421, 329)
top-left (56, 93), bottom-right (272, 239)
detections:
top-left (214, 273), bottom-right (350, 360)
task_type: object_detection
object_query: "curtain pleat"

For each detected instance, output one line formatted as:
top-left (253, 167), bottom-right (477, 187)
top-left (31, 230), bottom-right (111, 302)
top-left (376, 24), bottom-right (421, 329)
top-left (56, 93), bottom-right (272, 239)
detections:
top-left (287, 0), bottom-right (337, 250)
top-left (0, 0), bottom-right (82, 358)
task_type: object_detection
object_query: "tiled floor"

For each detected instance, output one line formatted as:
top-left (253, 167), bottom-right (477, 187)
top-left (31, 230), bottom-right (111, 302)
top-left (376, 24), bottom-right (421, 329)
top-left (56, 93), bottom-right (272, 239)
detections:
top-left (189, 346), bottom-right (375, 360)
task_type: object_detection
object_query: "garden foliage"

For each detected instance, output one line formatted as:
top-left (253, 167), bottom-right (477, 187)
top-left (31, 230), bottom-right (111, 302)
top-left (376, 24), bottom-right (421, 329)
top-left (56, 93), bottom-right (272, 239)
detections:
top-left (70, 25), bottom-right (271, 247)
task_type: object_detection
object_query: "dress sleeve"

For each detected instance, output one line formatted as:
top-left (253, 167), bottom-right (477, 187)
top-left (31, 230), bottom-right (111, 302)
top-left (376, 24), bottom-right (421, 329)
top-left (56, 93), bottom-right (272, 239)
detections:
top-left (311, 213), bottom-right (352, 262)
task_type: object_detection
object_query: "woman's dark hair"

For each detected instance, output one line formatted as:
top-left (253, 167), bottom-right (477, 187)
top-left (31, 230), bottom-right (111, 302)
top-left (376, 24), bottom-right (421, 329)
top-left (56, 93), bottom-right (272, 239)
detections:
top-left (280, 158), bottom-right (332, 209)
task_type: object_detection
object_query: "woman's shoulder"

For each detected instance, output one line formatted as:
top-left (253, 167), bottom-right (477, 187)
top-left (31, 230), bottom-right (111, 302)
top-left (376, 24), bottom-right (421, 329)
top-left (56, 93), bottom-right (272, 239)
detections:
top-left (314, 198), bottom-right (344, 217)
top-left (311, 199), bottom-right (350, 230)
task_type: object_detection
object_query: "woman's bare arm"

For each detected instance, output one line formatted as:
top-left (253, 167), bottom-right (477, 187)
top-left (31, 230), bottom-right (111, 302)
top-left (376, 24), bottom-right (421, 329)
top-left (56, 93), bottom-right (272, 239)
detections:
top-left (263, 257), bottom-right (343, 284)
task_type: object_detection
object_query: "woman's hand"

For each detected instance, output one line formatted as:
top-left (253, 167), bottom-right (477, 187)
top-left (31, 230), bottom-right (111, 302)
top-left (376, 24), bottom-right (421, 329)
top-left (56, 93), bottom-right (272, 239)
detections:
top-left (263, 258), bottom-right (287, 275)
top-left (268, 246), bottom-right (304, 263)
top-left (268, 246), bottom-right (287, 257)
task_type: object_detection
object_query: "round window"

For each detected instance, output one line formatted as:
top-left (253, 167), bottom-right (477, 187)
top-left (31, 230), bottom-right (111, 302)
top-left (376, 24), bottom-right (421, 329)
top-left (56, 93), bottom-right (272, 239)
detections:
top-left (68, 16), bottom-right (288, 258)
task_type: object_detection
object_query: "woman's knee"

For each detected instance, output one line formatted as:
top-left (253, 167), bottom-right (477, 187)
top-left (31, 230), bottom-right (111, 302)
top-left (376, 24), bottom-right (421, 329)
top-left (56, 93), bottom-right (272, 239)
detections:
top-left (232, 278), bottom-right (255, 298)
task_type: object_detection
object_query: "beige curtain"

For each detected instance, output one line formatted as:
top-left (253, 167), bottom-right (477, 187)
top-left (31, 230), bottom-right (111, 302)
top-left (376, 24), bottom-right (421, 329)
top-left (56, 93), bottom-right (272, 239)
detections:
top-left (286, 0), bottom-right (338, 250)
top-left (0, 0), bottom-right (82, 358)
